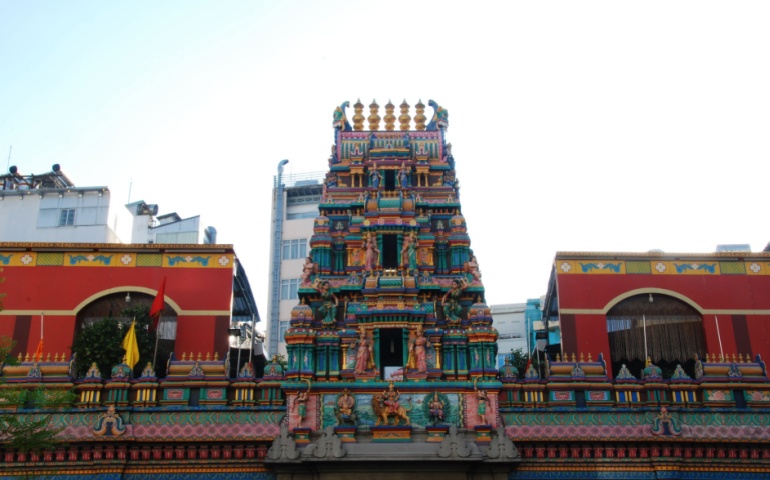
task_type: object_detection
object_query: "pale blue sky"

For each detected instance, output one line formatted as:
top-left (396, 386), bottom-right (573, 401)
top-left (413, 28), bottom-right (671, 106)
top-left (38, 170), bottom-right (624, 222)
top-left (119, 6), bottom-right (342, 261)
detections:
top-left (2, 1), bottom-right (769, 316)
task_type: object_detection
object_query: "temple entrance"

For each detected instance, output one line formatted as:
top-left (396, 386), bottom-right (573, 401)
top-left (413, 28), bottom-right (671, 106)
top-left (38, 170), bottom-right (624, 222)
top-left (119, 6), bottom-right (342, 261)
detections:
top-left (606, 293), bottom-right (705, 379)
top-left (381, 234), bottom-right (398, 269)
top-left (384, 170), bottom-right (396, 191)
top-left (378, 328), bottom-right (405, 379)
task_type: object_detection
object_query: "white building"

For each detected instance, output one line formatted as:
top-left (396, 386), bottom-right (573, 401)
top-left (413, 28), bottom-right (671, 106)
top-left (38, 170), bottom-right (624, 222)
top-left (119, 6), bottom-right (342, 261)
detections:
top-left (1, 164), bottom-right (261, 366)
top-left (491, 303), bottom-right (529, 367)
top-left (266, 164), bottom-right (325, 358)
top-left (0, 165), bottom-right (120, 243)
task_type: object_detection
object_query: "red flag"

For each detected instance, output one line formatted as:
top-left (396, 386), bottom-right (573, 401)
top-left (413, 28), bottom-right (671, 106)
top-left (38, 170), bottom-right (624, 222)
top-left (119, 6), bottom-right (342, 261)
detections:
top-left (150, 277), bottom-right (166, 331)
top-left (525, 357), bottom-right (532, 372)
top-left (34, 339), bottom-right (44, 361)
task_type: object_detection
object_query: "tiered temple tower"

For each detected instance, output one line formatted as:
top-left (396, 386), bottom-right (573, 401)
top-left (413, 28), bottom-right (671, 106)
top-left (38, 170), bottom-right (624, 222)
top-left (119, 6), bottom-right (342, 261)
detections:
top-left (282, 99), bottom-right (499, 440)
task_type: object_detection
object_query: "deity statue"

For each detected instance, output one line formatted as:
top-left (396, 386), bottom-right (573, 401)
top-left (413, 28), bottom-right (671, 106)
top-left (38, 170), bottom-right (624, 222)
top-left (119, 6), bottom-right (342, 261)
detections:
top-left (464, 255), bottom-right (482, 283)
top-left (312, 279), bottom-right (338, 326)
top-left (301, 256), bottom-right (318, 286)
top-left (335, 388), bottom-right (357, 426)
top-left (369, 163), bottom-right (382, 189)
top-left (400, 232), bottom-right (417, 274)
top-left (474, 384), bottom-right (489, 425)
top-left (442, 278), bottom-right (468, 325)
top-left (363, 234), bottom-right (380, 274)
top-left (428, 391), bottom-right (445, 425)
top-left (294, 390), bottom-right (308, 425)
top-left (373, 382), bottom-right (410, 426)
top-left (397, 162), bottom-right (410, 187)
top-left (408, 327), bottom-right (431, 373)
top-left (354, 328), bottom-right (374, 374)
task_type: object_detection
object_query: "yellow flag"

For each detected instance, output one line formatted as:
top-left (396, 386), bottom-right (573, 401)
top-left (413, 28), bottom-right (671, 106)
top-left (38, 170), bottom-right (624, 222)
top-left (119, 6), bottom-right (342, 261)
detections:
top-left (121, 320), bottom-right (140, 369)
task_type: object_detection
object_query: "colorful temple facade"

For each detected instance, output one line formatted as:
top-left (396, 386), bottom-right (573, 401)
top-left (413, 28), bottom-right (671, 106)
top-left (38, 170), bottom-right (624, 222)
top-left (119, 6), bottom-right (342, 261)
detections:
top-left (2, 101), bottom-right (770, 479)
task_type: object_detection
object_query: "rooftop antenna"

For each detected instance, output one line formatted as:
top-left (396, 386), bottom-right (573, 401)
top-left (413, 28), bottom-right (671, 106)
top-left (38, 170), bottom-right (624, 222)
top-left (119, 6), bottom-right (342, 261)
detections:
top-left (127, 178), bottom-right (132, 203)
top-left (6, 146), bottom-right (11, 170)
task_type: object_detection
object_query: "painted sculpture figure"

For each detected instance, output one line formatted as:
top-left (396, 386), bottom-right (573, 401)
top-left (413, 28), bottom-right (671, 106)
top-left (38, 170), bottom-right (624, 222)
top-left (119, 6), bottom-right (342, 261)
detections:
top-left (313, 279), bottom-right (338, 326)
top-left (335, 388), bottom-right (357, 426)
top-left (354, 328), bottom-right (374, 374)
top-left (442, 278), bottom-right (468, 325)
top-left (373, 382), bottom-right (410, 426)
top-left (465, 255), bottom-right (481, 283)
top-left (301, 256), bottom-right (317, 286)
top-left (363, 234), bottom-right (380, 274)
top-left (409, 327), bottom-right (431, 373)
top-left (428, 392), bottom-right (445, 425)
top-left (401, 232), bottom-right (417, 274)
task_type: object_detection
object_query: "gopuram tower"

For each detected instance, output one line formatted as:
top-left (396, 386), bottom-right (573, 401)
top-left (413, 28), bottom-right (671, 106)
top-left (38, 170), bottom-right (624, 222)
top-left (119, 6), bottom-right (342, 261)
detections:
top-left (277, 100), bottom-right (509, 457)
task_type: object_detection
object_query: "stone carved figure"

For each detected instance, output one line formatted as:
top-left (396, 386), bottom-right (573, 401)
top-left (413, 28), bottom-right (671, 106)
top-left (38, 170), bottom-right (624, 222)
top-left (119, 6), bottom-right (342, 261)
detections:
top-left (442, 278), bottom-right (468, 325)
top-left (373, 382), bottom-right (411, 426)
top-left (397, 162), bottom-right (410, 187)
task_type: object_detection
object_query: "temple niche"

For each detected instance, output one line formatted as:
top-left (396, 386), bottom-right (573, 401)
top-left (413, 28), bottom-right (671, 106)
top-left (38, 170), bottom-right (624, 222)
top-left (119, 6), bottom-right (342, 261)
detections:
top-left (283, 99), bottom-right (498, 439)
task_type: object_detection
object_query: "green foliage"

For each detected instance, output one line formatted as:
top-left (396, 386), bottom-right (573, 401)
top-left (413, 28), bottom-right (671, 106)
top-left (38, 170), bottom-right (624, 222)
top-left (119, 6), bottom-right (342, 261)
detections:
top-left (0, 337), bottom-right (75, 455)
top-left (508, 348), bottom-right (544, 379)
top-left (70, 305), bottom-right (157, 378)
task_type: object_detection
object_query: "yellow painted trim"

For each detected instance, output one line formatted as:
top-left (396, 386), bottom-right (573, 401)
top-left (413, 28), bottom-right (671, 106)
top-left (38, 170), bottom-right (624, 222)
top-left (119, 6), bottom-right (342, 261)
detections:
top-left (0, 309), bottom-right (230, 316)
top-left (560, 308), bottom-right (770, 316)
top-left (601, 288), bottom-right (705, 314)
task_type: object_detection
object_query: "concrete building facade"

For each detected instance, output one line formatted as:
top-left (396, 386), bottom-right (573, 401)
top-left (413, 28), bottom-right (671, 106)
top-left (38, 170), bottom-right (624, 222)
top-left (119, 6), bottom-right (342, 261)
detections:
top-left (266, 168), bottom-right (324, 358)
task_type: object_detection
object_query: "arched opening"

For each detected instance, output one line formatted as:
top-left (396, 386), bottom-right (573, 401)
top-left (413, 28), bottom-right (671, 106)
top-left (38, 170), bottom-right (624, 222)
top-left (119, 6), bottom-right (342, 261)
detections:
top-left (607, 293), bottom-right (705, 379)
top-left (73, 291), bottom-right (177, 378)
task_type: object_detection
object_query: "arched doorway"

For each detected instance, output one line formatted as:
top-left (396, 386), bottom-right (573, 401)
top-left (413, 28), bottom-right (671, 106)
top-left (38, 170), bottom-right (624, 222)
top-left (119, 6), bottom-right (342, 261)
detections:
top-left (606, 293), bottom-right (705, 379)
top-left (74, 292), bottom-right (177, 378)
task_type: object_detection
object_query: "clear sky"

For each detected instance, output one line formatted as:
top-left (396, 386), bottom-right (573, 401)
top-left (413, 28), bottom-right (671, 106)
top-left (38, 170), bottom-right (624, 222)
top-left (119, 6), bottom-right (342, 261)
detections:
top-left (1, 1), bottom-right (769, 317)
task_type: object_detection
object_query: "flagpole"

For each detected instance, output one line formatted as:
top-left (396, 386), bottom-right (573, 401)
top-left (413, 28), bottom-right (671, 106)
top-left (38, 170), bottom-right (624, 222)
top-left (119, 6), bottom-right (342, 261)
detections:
top-left (642, 314), bottom-right (648, 361)
top-left (248, 314), bottom-right (255, 365)
top-left (715, 315), bottom-right (724, 361)
top-left (153, 316), bottom-right (161, 369)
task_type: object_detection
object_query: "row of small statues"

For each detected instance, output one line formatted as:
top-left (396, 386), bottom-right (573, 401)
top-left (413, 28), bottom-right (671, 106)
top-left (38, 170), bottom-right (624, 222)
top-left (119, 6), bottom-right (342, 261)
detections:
top-left (17, 352), bottom-right (69, 362)
top-left (333, 99), bottom-right (447, 132)
top-left (178, 351), bottom-right (220, 362)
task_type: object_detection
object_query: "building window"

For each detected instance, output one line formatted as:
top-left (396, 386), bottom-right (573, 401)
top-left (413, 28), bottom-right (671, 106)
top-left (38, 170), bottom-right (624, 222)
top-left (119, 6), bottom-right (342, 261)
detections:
top-left (279, 321), bottom-right (289, 343)
top-left (59, 209), bottom-right (75, 226)
top-left (280, 278), bottom-right (301, 301)
top-left (281, 239), bottom-right (307, 260)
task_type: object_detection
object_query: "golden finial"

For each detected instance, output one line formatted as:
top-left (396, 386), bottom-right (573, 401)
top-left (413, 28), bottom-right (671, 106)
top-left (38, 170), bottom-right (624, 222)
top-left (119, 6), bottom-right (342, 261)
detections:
top-left (197, 352), bottom-right (203, 361)
top-left (556, 353), bottom-right (561, 362)
top-left (399, 99), bottom-right (411, 131)
top-left (646, 357), bottom-right (652, 366)
top-left (205, 352), bottom-right (211, 361)
top-left (368, 99), bottom-right (381, 131)
top-left (17, 352), bottom-right (22, 362)
top-left (46, 352), bottom-right (51, 362)
top-left (731, 353), bottom-right (737, 363)
top-left (719, 353), bottom-right (724, 362)
top-left (384, 100), bottom-right (395, 131)
top-left (587, 352), bottom-right (593, 362)
top-left (747, 353), bottom-right (752, 363)
top-left (55, 352), bottom-right (60, 362)
top-left (579, 352), bottom-right (585, 363)
top-left (214, 352), bottom-right (219, 361)
top-left (738, 353), bottom-right (744, 363)
top-left (571, 353), bottom-right (576, 363)
top-left (352, 99), bottom-right (365, 131)
top-left (24, 353), bottom-right (30, 362)
top-left (181, 352), bottom-right (187, 361)
top-left (414, 100), bottom-right (426, 131)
